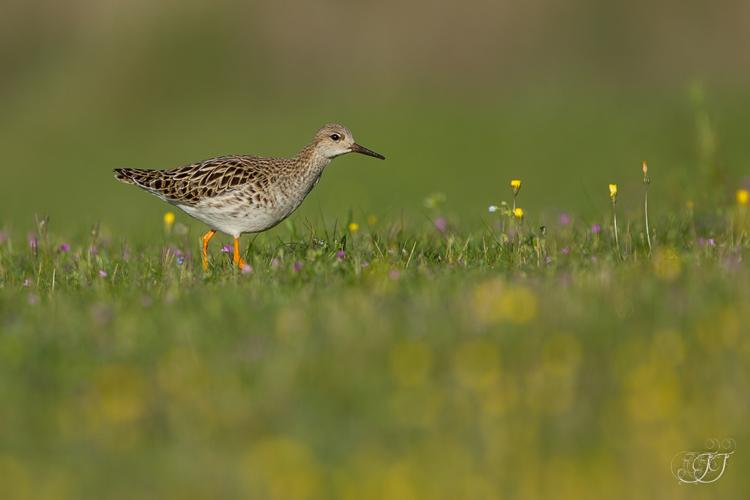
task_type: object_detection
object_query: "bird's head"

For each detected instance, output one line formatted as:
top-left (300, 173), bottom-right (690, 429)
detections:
top-left (312, 123), bottom-right (385, 160)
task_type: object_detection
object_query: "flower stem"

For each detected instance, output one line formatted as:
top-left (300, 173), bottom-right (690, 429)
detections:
top-left (612, 201), bottom-right (621, 259)
top-left (644, 188), bottom-right (652, 256)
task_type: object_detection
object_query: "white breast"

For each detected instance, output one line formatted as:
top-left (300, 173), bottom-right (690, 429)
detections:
top-left (177, 199), bottom-right (289, 238)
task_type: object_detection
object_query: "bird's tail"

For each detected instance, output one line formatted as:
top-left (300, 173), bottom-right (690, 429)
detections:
top-left (114, 168), bottom-right (152, 187)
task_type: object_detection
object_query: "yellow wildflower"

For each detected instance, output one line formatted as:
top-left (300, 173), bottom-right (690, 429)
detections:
top-left (510, 179), bottom-right (521, 194)
top-left (737, 188), bottom-right (749, 206)
top-left (513, 207), bottom-right (524, 219)
top-left (348, 222), bottom-right (360, 233)
top-left (163, 211), bottom-right (175, 232)
top-left (609, 184), bottom-right (618, 200)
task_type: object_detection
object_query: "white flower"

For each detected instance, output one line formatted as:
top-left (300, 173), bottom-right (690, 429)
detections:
top-left (488, 205), bottom-right (499, 213)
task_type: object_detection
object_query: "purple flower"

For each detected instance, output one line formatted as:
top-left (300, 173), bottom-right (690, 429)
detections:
top-left (591, 224), bottom-right (601, 234)
top-left (698, 237), bottom-right (716, 247)
top-left (241, 263), bottom-right (253, 274)
top-left (559, 213), bottom-right (571, 225)
top-left (336, 250), bottom-right (346, 260)
top-left (98, 269), bottom-right (108, 278)
top-left (167, 246), bottom-right (183, 258)
top-left (434, 217), bottom-right (447, 233)
top-left (58, 243), bottom-right (71, 253)
top-left (177, 256), bottom-right (185, 265)
top-left (220, 245), bottom-right (232, 254)
top-left (293, 261), bottom-right (303, 273)
top-left (28, 233), bottom-right (38, 254)
top-left (560, 246), bottom-right (570, 255)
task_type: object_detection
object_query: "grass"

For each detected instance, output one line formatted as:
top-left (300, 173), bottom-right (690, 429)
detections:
top-left (2, 82), bottom-right (750, 497)
top-left (1, 196), bottom-right (749, 498)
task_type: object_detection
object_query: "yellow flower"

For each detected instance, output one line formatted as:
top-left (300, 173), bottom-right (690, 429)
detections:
top-left (513, 207), bottom-right (524, 219)
top-left (163, 211), bottom-right (175, 232)
top-left (510, 179), bottom-right (521, 193)
top-left (609, 184), bottom-right (618, 200)
top-left (367, 214), bottom-right (378, 226)
top-left (348, 222), bottom-right (360, 233)
top-left (737, 188), bottom-right (749, 206)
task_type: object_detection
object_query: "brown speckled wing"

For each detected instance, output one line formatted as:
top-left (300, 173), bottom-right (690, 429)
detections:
top-left (115, 155), bottom-right (276, 206)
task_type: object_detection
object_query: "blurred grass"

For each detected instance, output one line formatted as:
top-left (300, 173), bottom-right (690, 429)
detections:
top-left (1, 215), bottom-right (749, 498)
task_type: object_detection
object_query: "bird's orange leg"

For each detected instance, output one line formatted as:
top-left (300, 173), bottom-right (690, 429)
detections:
top-left (233, 237), bottom-right (247, 268)
top-left (201, 229), bottom-right (216, 271)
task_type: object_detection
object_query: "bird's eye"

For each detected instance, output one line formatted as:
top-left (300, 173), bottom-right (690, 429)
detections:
top-left (330, 133), bottom-right (341, 141)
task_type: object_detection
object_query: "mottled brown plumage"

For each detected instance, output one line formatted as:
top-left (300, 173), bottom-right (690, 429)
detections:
top-left (115, 123), bottom-right (385, 269)
top-left (115, 155), bottom-right (287, 206)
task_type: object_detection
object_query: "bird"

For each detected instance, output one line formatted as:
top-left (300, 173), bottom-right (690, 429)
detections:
top-left (114, 123), bottom-right (385, 271)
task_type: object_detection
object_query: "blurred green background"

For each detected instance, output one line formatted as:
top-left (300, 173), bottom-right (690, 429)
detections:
top-left (2, 0), bottom-right (750, 237)
top-left (3, 2), bottom-right (750, 499)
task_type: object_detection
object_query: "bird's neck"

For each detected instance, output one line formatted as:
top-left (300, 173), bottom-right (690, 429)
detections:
top-left (294, 144), bottom-right (331, 181)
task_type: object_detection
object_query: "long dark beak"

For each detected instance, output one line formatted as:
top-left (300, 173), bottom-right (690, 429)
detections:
top-left (350, 143), bottom-right (385, 160)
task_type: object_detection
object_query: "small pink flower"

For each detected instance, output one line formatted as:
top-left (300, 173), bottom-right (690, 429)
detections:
top-left (559, 213), bottom-right (571, 225)
top-left (336, 250), bottom-right (346, 260)
top-left (271, 258), bottom-right (280, 268)
top-left (388, 269), bottom-right (400, 280)
top-left (220, 245), bottom-right (232, 253)
top-left (560, 246), bottom-right (570, 255)
top-left (293, 261), bottom-right (303, 273)
top-left (28, 233), bottom-right (38, 254)
top-left (98, 269), bottom-right (108, 278)
top-left (58, 243), bottom-right (71, 253)
top-left (241, 263), bottom-right (253, 274)
top-left (434, 217), bottom-right (447, 233)
top-left (591, 224), bottom-right (601, 234)
top-left (167, 246), bottom-right (183, 258)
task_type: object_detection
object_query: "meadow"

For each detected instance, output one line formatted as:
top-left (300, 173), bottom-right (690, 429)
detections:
top-left (4, 0), bottom-right (750, 496)
top-left (1, 157), bottom-right (749, 498)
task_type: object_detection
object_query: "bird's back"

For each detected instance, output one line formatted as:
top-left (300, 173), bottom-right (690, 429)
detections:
top-left (114, 155), bottom-right (294, 206)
